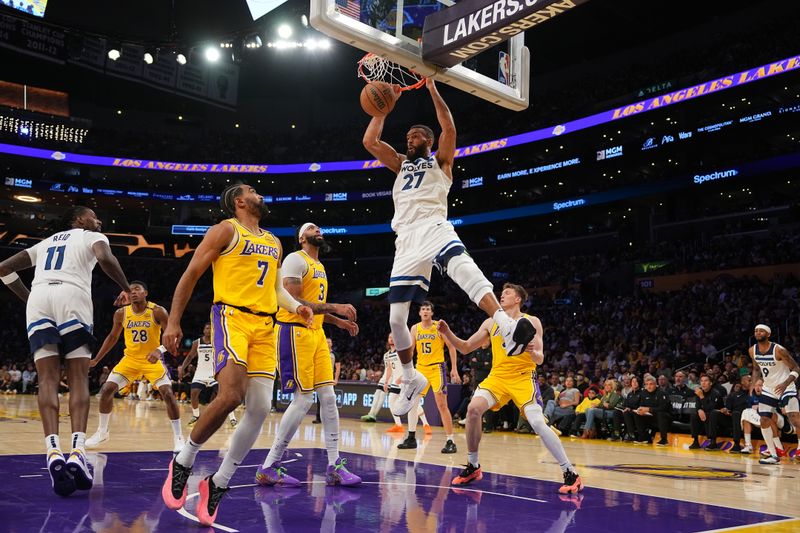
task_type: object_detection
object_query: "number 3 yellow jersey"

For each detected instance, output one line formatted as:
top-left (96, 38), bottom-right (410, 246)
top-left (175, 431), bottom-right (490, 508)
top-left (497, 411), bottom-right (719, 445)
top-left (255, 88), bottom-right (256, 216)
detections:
top-left (123, 302), bottom-right (161, 360)
top-left (276, 251), bottom-right (328, 329)
top-left (212, 218), bottom-right (280, 315)
top-left (415, 321), bottom-right (445, 366)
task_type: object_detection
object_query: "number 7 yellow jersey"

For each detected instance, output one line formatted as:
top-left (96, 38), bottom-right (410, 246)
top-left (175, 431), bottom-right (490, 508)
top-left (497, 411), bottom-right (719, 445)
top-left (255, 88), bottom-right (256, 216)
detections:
top-left (212, 218), bottom-right (280, 315)
top-left (123, 302), bottom-right (161, 360)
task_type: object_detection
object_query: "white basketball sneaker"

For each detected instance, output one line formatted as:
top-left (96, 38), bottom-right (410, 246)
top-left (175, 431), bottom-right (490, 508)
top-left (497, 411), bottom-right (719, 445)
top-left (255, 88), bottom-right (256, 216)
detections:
top-left (496, 313), bottom-right (537, 356)
top-left (392, 371), bottom-right (428, 416)
top-left (173, 435), bottom-right (186, 454)
top-left (85, 430), bottom-right (110, 449)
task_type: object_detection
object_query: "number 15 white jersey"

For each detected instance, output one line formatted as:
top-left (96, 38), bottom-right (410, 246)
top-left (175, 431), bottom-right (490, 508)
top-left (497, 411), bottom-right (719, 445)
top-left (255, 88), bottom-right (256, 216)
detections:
top-left (26, 228), bottom-right (108, 295)
top-left (392, 156), bottom-right (451, 232)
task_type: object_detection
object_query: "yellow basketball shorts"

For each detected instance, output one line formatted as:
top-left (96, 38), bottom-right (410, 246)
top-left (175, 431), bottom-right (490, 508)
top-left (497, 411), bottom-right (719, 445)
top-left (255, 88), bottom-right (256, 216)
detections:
top-left (211, 304), bottom-right (276, 378)
top-left (110, 356), bottom-right (171, 388)
top-left (418, 362), bottom-right (447, 396)
top-left (275, 322), bottom-right (333, 393)
top-left (478, 370), bottom-right (542, 411)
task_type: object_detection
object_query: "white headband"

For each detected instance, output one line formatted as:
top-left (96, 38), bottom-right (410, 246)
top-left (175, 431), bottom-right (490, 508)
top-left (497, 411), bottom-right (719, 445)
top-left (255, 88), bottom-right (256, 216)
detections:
top-left (298, 222), bottom-right (316, 241)
top-left (755, 324), bottom-right (771, 335)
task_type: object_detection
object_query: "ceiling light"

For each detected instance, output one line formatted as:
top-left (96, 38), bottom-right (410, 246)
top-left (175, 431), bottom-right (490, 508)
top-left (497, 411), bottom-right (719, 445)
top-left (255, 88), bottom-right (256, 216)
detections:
top-left (107, 48), bottom-right (121, 61)
top-left (205, 46), bottom-right (220, 62)
top-left (175, 51), bottom-right (187, 65)
top-left (14, 194), bottom-right (41, 203)
top-left (277, 24), bottom-right (292, 39)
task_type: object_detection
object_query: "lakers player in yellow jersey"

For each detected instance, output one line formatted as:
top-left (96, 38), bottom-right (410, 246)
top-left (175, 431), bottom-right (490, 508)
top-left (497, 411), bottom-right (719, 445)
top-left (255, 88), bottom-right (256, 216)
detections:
top-left (257, 222), bottom-right (362, 487)
top-left (398, 301), bottom-right (459, 453)
top-left (87, 281), bottom-right (184, 451)
top-left (161, 183), bottom-right (313, 527)
top-left (437, 283), bottom-right (583, 495)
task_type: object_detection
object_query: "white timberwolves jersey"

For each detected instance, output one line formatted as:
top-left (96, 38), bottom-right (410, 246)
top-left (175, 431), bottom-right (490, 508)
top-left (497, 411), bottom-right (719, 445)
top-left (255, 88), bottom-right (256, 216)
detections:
top-left (392, 156), bottom-right (451, 231)
top-left (754, 342), bottom-right (797, 398)
top-left (194, 341), bottom-right (215, 382)
top-left (381, 349), bottom-right (400, 385)
top-left (27, 229), bottom-right (109, 295)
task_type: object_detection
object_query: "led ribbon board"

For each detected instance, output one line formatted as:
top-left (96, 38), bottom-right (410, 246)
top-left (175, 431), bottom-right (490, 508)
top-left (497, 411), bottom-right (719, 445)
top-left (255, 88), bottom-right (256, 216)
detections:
top-left (422, 0), bottom-right (590, 68)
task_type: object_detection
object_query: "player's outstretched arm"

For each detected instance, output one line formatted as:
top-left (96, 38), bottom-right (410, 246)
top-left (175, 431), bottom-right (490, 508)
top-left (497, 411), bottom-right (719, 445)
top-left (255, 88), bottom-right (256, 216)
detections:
top-left (426, 79), bottom-right (456, 177)
top-left (0, 250), bottom-right (33, 302)
top-left (91, 308), bottom-right (125, 368)
top-left (164, 222), bottom-right (232, 353)
top-left (92, 241), bottom-right (131, 298)
top-left (363, 115), bottom-right (405, 174)
top-left (437, 318), bottom-right (491, 355)
top-left (324, 314), bottom-right (359, 336)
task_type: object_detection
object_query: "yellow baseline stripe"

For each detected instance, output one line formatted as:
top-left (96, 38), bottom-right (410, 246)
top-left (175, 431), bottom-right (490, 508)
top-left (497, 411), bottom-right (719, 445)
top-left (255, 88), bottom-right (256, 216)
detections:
top-left (702, 518), bottom-right (800, 533)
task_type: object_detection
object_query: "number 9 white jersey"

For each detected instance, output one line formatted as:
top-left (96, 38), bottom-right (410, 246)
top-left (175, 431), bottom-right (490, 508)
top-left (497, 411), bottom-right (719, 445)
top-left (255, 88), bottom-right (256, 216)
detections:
top-left (392, 156), bottom-right (451, 232)
top-left (26, 228), bottom-right (109, 295)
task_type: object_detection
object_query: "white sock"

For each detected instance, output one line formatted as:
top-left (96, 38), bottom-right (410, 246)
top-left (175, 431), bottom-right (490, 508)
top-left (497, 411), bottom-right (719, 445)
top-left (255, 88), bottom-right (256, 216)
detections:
top-left (98, 412), bottom-right (110, 433)
top-left (525, 403), bottom-right (573, 472)
top-left (369, 389), bottom-right (387, 417)
top-left (388, 393), bottom-right (402, 425)
top-left (468, 451), bottom-right (479, 466)
top-left (744, 433), bottom-right (752, 446)
top-left (176, 437), bottom-right (202, 468)
top-left (393, 415), bottom-right (402, 425)
top-left (228, 411), bottom-right (237, 421)
top-left (45, 434), bottom-right (61, 459)
top-left (214, 378), bottom-right (273, 488)
top-left (774, 437), bottom-right (784, 451)
top-left (318, 386), bottom-right (340, 466)
top-left (419, 405), bottom-right (429, 426)
top-left (408, 401), bottom-right (419, 430)
top-left (192, 407), bottom-right (200, 417)
top-left (446, 434), bottom-right (454, 442)
top-left (170, 419), bottom-right (182, 439)
top-left (762, 426), bottom-right (777, 456)
top-left (402, 361), bottom-right (415, 380)
top-left (71, 432), bottom-right (86, 455)
top-left (263, 390), bottom-right (314, 468)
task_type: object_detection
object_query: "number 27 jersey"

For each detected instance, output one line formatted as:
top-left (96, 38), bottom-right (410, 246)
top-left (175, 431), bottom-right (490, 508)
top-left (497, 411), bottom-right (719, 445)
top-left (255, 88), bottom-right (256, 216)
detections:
top-left (392, 156), bottom-right (451, 232)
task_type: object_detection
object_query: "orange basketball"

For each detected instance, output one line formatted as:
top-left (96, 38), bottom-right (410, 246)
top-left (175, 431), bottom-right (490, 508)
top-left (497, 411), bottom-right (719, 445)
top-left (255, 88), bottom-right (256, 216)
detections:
top-left (360, 81), bottom-right (397, 117)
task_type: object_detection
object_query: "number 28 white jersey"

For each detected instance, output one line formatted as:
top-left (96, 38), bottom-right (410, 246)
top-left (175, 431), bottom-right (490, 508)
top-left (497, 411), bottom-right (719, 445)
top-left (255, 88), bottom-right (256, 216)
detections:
top-left (26, 229), bottom-right (109, 295)
top-left (392, 156), bottom-right (451, 232)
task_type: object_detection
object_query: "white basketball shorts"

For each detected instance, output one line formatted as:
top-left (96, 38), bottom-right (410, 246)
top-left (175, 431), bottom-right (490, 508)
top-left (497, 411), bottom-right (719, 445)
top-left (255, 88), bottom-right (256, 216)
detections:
top-left (26, 282), bottom-right (95, 358)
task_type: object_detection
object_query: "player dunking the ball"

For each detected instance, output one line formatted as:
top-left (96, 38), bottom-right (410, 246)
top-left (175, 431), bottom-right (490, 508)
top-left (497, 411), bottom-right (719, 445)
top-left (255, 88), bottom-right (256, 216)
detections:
top-left (161, 183), bottom-right (313, 526)
top-left (362, 79), bottom-right (536, 416)
top-left (438, 283), bottom-right (583, 494)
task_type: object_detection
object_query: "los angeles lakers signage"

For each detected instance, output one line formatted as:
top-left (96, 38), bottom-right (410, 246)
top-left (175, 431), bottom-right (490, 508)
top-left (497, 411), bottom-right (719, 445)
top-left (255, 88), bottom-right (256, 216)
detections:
top-left (422, 0), bottom-right (589, 68)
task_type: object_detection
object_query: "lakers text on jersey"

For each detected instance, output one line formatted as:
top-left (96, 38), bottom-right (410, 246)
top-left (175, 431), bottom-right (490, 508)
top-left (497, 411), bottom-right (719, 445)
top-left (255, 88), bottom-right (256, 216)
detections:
top-left (110, 303), bottom-right (171, 388)
top-left (416, 322), bottom-right (447, 395)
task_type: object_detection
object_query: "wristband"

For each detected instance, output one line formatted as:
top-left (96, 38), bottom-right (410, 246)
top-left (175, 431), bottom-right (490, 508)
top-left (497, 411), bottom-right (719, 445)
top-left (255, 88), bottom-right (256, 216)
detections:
top-left (1, 272), bottom-right (20, 285)
top-left (790, 370), bottom-right (799, 380)
top-left (157, 345), bottom-right (167, 354)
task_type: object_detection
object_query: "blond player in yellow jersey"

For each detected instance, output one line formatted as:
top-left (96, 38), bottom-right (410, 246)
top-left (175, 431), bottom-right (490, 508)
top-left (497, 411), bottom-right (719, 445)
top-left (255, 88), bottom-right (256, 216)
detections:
top-left (398, 301), bottom-right (459, 453)
top-left (87, 281), bottom-right (183, 451)
top-left (437, 283), bottom-right (584, 495)
top-left (257, 222), bottom-right (361, 487)
top-left (160, 183), bottom-right (313, 527)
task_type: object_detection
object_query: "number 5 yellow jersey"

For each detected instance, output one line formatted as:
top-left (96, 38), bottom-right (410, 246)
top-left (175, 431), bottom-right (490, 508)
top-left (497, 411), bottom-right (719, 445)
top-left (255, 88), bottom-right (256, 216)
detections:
top-left (212, 218), bottom-right (280, 315)
top-left (123, 302), bottom-right (161, 360)
top-left (276, 250), bottom-right (328, 330)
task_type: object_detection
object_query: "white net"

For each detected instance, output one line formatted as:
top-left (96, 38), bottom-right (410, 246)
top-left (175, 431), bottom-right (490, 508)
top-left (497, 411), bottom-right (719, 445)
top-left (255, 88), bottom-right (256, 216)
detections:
top-left (357, 53), bottom-right (425, 91)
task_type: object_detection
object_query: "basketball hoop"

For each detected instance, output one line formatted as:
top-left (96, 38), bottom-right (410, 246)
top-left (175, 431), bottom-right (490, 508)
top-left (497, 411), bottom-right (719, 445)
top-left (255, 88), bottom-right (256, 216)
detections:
top-left (357, 53), bottom-right (426, 91)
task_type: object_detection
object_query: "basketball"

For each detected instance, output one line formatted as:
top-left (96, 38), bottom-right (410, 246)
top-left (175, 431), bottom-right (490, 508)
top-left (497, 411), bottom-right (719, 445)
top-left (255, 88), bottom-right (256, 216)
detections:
top-left (360, 81), bottom-right (397, 117)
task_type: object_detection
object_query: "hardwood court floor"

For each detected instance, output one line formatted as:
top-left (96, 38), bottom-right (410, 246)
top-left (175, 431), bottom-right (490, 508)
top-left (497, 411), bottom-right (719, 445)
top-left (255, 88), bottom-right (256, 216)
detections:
top-left (1, 395), bottom-right (798, 532)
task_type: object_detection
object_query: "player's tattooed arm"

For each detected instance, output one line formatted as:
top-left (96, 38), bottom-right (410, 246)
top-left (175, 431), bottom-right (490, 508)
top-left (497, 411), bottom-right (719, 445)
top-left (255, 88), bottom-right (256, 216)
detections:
top-left (747, 345), bottom-right (762, 394)
top-left (324, 314), bottom-right (359, 336)
top-left (0, 250), bottom-right (32, 302)
top-left (283, 275), bottom-right (358, 320)
top-left (426, 79), bottom-right (456, 179)
top-left (774, 346), bottom-right (800, 396)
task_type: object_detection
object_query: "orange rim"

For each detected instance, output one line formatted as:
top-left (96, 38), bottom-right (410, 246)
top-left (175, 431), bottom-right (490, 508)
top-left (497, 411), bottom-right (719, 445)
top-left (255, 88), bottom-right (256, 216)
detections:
top-left (358, 53), bottom-right (426, 92)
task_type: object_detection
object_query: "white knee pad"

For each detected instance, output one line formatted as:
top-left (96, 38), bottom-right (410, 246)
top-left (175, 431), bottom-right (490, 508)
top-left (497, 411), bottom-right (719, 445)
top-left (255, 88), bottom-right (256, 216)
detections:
top-left (244, 377), bottom-right (275, 419)
top-left (446, 254), bottom-right (494, 306)
top-left (524, 402), bottom-right (548, 432)
top-left (389, 302), bottom-right (413, 351)
top-left (291, 391), bottom-right (316, 413)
